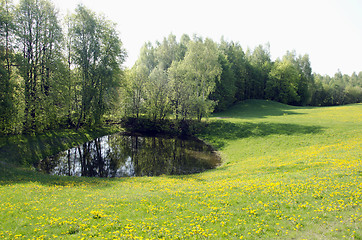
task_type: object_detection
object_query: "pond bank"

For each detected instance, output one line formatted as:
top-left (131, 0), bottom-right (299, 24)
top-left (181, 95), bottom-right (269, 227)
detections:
top-left (38, 132), bottom-right (221, 178)
top-left (0, 126), bottom-right (121, 167)
top-left (121, 117), bottom-right (206, 137)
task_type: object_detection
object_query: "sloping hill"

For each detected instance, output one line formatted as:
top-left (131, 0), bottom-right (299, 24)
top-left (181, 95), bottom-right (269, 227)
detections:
top-left (213, 99), bottom-right (300, 119)
top-left (0, 101), bottom-right (361, 239)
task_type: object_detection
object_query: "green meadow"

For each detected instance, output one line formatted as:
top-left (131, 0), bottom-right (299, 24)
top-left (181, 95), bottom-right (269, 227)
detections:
top-left (0, 100), bottom-right (361, 239)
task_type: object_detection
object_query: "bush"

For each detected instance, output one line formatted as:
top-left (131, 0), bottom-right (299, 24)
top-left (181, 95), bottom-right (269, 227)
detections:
top-left (120, 117), bottom-right (206, 137)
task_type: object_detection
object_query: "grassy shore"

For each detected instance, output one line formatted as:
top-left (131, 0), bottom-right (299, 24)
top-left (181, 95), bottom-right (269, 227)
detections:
top-left (0, 126), bottom-right (122, 167)
top-left (0, 100), bottom-right (361, 239)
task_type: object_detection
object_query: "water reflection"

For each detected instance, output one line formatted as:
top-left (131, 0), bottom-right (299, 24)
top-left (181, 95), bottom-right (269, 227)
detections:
top-left (39, 133), bottom-right (221, 177)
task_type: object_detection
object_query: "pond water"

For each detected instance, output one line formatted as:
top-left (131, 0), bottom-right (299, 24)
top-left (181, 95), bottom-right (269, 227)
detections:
top-left (39, 133), bottom-right (221, 178)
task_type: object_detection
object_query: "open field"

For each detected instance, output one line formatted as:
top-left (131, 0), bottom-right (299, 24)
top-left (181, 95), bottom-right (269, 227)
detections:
top-left (0, 100), bottom-right (361, 239)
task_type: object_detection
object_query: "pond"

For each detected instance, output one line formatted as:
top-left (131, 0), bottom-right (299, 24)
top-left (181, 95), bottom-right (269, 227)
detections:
top-left (38, 133), bottom-right (221, 178)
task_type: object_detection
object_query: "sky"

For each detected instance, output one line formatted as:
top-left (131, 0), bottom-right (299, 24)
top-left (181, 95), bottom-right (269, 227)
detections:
top-left (48, 0), bottom-right (362, 76)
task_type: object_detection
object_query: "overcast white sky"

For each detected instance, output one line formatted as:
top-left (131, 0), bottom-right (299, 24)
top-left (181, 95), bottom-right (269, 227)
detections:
top-left (47, 0), bottom-right (362, 75)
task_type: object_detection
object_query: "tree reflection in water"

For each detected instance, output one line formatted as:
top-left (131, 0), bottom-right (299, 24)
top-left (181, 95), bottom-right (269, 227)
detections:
top-left (39, 133), bottom-right (221, 178)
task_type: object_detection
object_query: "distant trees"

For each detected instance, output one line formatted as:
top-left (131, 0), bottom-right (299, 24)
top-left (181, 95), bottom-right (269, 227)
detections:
top-left (209, 50), bottom-right (237, 112)
top-left (0, 0), bottom-right (360, 135)
top-left (123, 34), bottom-right (222, 122)
top-left (178, 38), bottom-right (221, 120)
top-left (247, 44), bottom-right (272, 100)
top-left (266, 58), bottom-right (300, 104)
top-left (311, 71), bottom-right (362, 106)
top-left (125, 34), bottom-right (361, 125)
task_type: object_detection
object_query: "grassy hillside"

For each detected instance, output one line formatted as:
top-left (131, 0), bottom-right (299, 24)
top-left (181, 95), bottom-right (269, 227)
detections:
top-left (0, 100), bottom-right (361, 239)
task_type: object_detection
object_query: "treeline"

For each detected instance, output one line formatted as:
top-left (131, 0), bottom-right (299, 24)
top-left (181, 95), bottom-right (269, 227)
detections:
top-left (0, 0), bottom-right (125, 134)
top-left (1, 0), bottom-right (361, 135)
top-left (312, 72), bottom-right (362, 106)
top-left (122, 35), bottom-right (221, 122)
top-left (122, 34), bottom-right (362, 122)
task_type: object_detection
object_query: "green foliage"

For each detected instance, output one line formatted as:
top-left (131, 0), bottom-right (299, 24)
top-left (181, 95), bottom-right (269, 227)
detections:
top-left (0, 0), bottom-right (17, 134)
top-left (311, 71), bottom-right (362, 106)
top-left (124, 35), bottom-right (222, 122)
top-left (218, 39), bottom-right (248, 102)
top-left (295, 53), bottom-right (313, 105)
top-left (120, 117), bottom-right (204, 136)
top-left (168, 60), bottom-right (194, 120)
top-left (209, 52), bottom-right (237, 111)
top-left (266, 58), bottom-right (301, 104)
top-left (145, 66), bottom-right (171, 120)
top-left (154, 34), bottom-right (185, 70)
top-left (246, 43), bottom-right (272, 99)
top-left (1, 101), bottom-right (361, 239)
top-left (0, 1), bottom-right (125, 135)
top-left (178, 38), bottom-right (221, 120)
top-left (121, 64), bottom-right (148, 118)
top-left (0, 126), bottom-right (120, 166)
top-left (15, 0), bottom-right (64, 133)
top-left (0, 0), bottom-right (360, 136)
top-left (69, 5), bottom-right (125, 128)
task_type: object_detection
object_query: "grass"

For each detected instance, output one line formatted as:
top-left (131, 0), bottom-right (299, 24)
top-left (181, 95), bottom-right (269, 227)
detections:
top-left (0, 125), bottom-right (122, 166)
top-left (0, 99), bottom-right (361, 239)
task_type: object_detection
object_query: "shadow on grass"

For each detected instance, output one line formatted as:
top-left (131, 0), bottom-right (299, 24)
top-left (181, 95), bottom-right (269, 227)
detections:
top-left (0, 161), bottom-right (117, 187)
top-left (213, 100), bottom-right (314, 119)
top-left (0, 127), bottom-right (120, 166)
top-left (199, 120), bottom-right (324, 149)
top-left (0, 127), bottom-right (122, 187)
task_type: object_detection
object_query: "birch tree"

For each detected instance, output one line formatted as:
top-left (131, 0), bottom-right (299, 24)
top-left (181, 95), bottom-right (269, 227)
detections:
top-left (69, 4), bottom-right (125, 128)
top-left (180, 38), bottom-right (221, 120)
top-left (15, 0), bottom-right (63, 132)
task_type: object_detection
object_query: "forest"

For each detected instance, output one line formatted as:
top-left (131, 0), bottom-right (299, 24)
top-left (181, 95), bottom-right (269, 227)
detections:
top-left (1, 0), bottom-right (361, 135)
